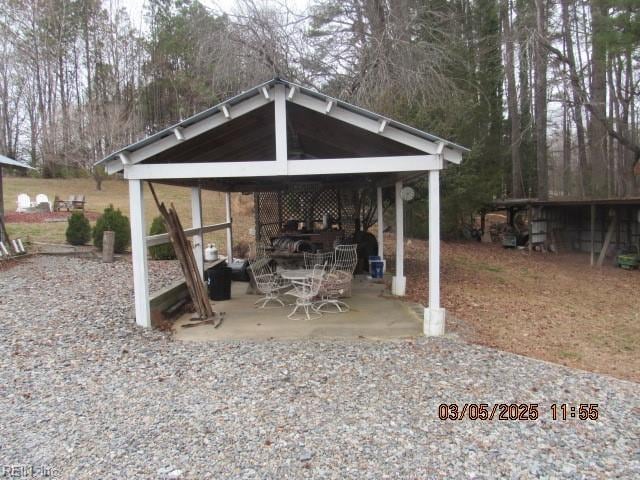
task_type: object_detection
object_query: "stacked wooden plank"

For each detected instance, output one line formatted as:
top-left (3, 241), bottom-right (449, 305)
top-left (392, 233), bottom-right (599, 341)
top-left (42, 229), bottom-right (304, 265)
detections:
top-left (149, 183), bottom-right (218, 324)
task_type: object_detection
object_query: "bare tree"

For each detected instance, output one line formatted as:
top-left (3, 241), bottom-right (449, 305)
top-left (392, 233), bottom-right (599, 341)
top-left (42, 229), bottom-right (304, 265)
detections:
top-left (534, 0), bottom-right (548, 199)
top-left (502, 0), bottom-right (523, 197)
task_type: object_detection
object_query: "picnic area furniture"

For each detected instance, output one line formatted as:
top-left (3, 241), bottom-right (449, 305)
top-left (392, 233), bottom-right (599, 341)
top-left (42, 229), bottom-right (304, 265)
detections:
top-left (315, 269), bottom-right (353, 313)
top-left (303, 251), bottom-right (335, 270)
top-left (285, 264), bottom-right (327, 321)
top-left (53, 195), bottom-right (86, 212)
top-left (249, 255), bottom-right (291, 308)
top-left (308, 244), bottom-right (358, 313)
top-left (16, 193), bottom-right (31, 212)
top-left (35, 193), bottom-right (51, 212)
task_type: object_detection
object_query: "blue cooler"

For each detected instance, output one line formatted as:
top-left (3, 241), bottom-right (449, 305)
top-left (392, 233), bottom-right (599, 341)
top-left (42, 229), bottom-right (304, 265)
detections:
top-left (368, 256), bottom-right (385, 279)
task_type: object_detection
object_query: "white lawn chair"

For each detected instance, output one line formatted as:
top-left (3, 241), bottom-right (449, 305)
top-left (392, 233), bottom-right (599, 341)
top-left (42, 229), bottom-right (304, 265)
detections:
top-left (16, 193), bottom-right (32, 212)
top-left (35, 193), bottom-right (51, 212)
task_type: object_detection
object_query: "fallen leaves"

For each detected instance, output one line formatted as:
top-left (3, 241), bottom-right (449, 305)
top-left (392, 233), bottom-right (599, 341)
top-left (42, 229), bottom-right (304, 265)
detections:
top-left (384, 234), bottom-right (640, 383)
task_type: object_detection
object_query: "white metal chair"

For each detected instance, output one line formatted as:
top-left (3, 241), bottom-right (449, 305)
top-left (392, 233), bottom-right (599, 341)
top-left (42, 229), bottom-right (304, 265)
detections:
top-left (248, 255), bottom-right (290, 308)
top-left (286, 263), bottom-right (326, 321)
top-left (303, 251), bottom-right (334, 270)
top-left (314, 244), bottom-right (357, 313)
top-left (334, 244), bottom-right (358, 274)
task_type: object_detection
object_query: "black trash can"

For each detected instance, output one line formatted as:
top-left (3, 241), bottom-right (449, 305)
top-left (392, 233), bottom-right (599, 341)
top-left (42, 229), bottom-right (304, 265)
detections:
top-left (205, 265), bottom-right (232, 301)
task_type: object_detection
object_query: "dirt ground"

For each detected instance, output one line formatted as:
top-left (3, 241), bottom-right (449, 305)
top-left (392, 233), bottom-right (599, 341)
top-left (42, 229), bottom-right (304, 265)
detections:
top-left (393, 236), bottom-right (640, 383)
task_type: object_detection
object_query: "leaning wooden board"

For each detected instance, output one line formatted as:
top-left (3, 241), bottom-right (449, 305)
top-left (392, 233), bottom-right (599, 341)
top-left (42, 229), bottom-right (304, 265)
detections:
top-left (148, 183), bottom-right (219, 326)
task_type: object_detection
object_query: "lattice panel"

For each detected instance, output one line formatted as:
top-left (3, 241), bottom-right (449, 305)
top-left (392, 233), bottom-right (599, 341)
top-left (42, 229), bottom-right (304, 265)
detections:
top-left (255, 187), bottom-right (358, 244)
top-left (254, 191), bottom-right (280, 243)
top-left (339, 189), bottom-right (358, 242)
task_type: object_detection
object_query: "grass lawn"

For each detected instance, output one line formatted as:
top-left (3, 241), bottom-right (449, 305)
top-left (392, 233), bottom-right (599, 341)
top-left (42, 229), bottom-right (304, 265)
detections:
top-left (2, 176), bottom-right (255, 247)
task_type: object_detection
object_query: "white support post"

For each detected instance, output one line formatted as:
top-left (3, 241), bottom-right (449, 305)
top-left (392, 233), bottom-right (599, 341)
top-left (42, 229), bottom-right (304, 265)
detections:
top-left (425, 169), bottom-right (445, 336)
top-left (225, 192), bottom-right (233, 261)
top-left (129, 179), bottom-right (150, 328)
top-left (274, 84), bottom-right (288, 174)
top-left (392, 181), bottom-right (406, 296)
top-left (377, 186), bottom-right (384, 259)
top-left (191, 186), bottom-right (204, 278)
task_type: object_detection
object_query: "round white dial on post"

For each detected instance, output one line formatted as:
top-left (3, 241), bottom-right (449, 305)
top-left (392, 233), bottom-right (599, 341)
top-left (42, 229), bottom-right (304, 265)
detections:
top-left (400, 186), bottom-right (415, 201)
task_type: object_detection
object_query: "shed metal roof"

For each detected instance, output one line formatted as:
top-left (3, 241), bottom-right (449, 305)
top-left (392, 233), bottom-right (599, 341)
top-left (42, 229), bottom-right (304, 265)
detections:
top-left (492, 197), bottom-right (640, 208)
top-left (0, 154), bottom-right (34, 169)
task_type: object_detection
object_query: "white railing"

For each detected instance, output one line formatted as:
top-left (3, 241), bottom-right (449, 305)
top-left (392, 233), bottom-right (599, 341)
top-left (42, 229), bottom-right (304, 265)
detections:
top-left (145, 221), bottom-right (231, 247)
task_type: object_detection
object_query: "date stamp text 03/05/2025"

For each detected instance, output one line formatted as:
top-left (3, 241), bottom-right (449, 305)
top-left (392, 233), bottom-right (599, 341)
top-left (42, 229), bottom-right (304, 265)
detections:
top-left (438, 403), bottom-right (599, 421)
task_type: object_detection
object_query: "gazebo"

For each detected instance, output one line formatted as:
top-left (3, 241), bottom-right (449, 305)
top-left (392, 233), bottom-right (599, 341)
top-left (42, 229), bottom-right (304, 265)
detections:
top-left (98, 78), bottom-right (468, 335)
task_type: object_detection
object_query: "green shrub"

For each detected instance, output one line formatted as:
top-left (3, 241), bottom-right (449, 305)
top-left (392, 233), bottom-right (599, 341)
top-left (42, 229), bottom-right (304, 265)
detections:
top-left (65, 212), bottom-right (91, 245)
top-left (148, 216), bottom-right (176, 260)
top-left (93, 205), bottom-right (131, 253)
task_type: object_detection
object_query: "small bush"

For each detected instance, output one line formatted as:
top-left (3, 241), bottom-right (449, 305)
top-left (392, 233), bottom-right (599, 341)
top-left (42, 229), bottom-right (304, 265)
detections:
top-left (93, 205), bottom-right (131, 253)
top-left (148, 216), bottom-right (176, 260)
top-left (65, 212), bottom-right (91, 245)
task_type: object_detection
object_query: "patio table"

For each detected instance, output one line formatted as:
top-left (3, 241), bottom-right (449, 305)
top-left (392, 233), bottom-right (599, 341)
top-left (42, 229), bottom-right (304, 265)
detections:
top-left (279, 268), bottom-right (319, 281)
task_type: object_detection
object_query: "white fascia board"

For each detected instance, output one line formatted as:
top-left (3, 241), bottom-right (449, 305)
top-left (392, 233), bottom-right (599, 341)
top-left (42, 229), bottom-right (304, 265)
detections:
top-left (289, 91), bottom-right (462, 164)
top-left (125, 155), bottom-right (441, 180)
top-left (287, 155), bottom-right (442, 175)
top-left (110, 92), bottom-right (273, 173)
top-left (124, 161), bottom-right (283, 180)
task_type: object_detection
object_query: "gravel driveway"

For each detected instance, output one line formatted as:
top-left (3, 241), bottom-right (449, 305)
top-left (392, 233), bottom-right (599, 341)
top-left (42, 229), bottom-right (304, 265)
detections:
top-left (1, 256), bottom-right (638, 479)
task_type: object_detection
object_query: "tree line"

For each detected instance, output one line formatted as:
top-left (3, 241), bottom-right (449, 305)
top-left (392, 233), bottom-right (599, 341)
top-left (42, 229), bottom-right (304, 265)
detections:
top-left (0, 0), bottom-right (638, 217)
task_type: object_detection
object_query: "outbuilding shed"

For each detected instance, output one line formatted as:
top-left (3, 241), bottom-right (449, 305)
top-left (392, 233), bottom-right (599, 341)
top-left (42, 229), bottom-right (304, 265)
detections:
top-left (99, 78), bottom-right (469, 335)
top-left (492, 197), bottom-right (640, 265)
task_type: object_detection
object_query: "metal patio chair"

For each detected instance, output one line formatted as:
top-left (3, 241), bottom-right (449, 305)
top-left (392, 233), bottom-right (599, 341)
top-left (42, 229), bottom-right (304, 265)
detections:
top-left (286, 263), bottom-right (326, 321)
top-left (315, 244), bottom-right (358, 313)
top-left (303, 251), bottom-right (335, 270)
top-left (248, 255), bottom-right (290, 308)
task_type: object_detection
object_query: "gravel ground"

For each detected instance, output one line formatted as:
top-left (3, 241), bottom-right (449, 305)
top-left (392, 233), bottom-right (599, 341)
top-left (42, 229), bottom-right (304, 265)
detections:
top-left (0, 256), bottom-right (638, 479)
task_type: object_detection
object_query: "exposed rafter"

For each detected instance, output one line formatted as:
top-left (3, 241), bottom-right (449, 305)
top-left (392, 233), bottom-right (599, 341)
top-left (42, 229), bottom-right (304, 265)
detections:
top-left (98, 78), bottom-right (468, 174)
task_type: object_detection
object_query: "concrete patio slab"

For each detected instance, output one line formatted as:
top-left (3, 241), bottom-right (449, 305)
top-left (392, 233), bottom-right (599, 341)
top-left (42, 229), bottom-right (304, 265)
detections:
top-left (173, 276), bottom-right (423, 341)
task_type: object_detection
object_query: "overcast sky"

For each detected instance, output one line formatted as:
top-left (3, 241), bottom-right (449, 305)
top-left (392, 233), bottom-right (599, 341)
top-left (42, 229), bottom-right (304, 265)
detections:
top-left (117, 0), bottom-right (311, 23)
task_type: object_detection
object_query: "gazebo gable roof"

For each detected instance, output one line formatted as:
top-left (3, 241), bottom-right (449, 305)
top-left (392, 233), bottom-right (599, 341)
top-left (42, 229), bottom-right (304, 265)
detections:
top-left (99, 78), bottom-right (468, 175)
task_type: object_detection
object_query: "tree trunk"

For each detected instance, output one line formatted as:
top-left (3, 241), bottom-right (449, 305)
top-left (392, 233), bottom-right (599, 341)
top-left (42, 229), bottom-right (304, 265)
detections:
top-left (563, 94), bottom-right (572, 196)
top-left (588, 0), bottom-right (608, 197)
top-left (561, 0), bottom-right (588, 197)
top-left (534, 0), bottom-right (548, 200)
top-left (502, 0), bottom-right (523, 198)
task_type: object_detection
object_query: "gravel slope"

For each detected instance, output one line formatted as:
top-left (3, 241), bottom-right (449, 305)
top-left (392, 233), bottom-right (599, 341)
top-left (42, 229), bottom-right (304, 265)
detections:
top-left (0, 256), bottom-right (638, 479)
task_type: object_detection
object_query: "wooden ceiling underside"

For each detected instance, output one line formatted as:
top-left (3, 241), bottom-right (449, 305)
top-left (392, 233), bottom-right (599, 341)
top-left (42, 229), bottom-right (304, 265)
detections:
top-left (286, 103), bottom-right (422, 158)
top-left (140, 101), bottom-right (424, 166)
